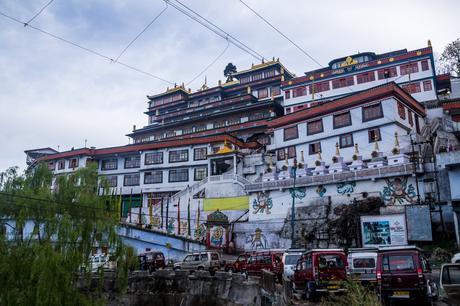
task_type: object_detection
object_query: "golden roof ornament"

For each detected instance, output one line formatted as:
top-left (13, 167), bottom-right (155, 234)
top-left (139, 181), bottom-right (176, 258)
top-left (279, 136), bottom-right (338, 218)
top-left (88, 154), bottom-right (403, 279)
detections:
top-left (354, 143), bottom-right (359, 155)
top-left (392, 132), bottom-right (401, 154)
top-left (428, 39), bottom-right (432, 47)
top-left (216, 139), bottom-right (234, 155)
top-left (300, 150), bottom-right (305, 163)
top-left (374, 135), bottom-right (380, 151)
top-left (335, 142), bottom-right (340, 156)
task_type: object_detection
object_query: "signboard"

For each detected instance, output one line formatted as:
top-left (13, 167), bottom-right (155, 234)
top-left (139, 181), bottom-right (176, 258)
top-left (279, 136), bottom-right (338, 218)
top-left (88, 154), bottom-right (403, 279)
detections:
top-left (406, 206), bottom-right (433, 241)
top-left (361, 214), bottom-right (407, 247)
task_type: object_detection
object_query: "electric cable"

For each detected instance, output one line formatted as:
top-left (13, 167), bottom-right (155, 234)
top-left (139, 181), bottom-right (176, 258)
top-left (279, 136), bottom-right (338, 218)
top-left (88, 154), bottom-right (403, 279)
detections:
top-left (24, 0), bottom-right (55, 26)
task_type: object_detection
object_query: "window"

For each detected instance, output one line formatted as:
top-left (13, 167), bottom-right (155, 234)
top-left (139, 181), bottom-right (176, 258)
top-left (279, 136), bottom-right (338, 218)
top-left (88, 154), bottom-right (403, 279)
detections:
top-left (277, 148), bottom-right (286, 161)
top-left (69, 158), bottom-right (78, 169)
top-left (182, 127), bottom-right (193, 135)
top-left (382, 255), bottom-right (415, 272)
top-left (292, 86), bottom-right (307, 97)
top-left (356, 72), bottom-right (375, 84)
top-left (332, 76), bottom-right (354, 89)
top-left (194, 167), bottom-right (208, 181)
top-left (421, 60), bottom-right (429, 71)
top-left (339, 133), bottom-right (354, 148)
top-left (258, 88), bottom-right (268, 99)
top-left (194, 147), bottom-right (207, 161)
top-left (287, 146), bottom-right (296, 158)
top-left (106, 176), bottom-right (117, 187)
top-left (240, 76), bottom-right (251, 84)
top-left (123, 174), bottom-right (140, 186)
top-left (415, 114), bottom-right (420, 134)
top-left (144, 171), bottom-right (163, 184)
top-left (249, 112), bottom-right (269, 121)
top-left (402, 82), bottom-right (421, 94)
top-left (145, 152), bottom-right (163, 165)
top-left (377, 67), bottom-right (397, 79)
top-left (213, 121), bottom-right (226, 129)
top-left (58, 160), bottom-right (65, 170)
top-left (165, 130), bottom-right (176, 138)
top-left (307, 119), bottom-right (323, 135)
top-left (227, 117), bottom-right (241, 125)
top-left (333, 112), bottom-right (352, 129)
top-left (309, 81), bottom-right (330, 93)
top-left (397, 102), bottom-right (406, 119)
top-left (195, 125), bottom-right (207, 132)
top-left (169, 149), bottom-right (189, 163)
top-left (368, 128), bottom-right (381, 143)
top-left (252, 73), bottom-right (263, 81)
top-left (309, 142), bottom-right (321, 155)
top-left (362, 103), bottom-right (383, 122)
top-left (47, 162), bottom-right (55, 171)
top-left (265, 70), bottom-right (275, 78)
top-left (272, 85), bottom-right (281, 96)
top-left (101, 159), bottom-right (117, 170)
top-left (353, 258), bottom-right (375, 269)
top-left (124, 156), bottom-right (140, 169)
top-left (400, 62), bottom-right (419, 75)
top-left (285, 107), bottom-right (291, 114)
top-left (408, 110), bottom-right (414, 126)
top-left (169, 168), bottom-right (189, 182)
top-left (284, 125), bottom-right (299, 141)
top-left (318, 254), bottom-right (345, 268)
top-left (423, 80), bottom-right (432, 91)
top-left (285, 90), bottom-right (291, 99)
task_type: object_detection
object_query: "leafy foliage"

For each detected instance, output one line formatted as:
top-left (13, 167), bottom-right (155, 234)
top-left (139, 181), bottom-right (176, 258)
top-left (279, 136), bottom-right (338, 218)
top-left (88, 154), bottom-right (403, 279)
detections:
top-left (440, 38), bottom-right (460, 77)
top-left (321, 280), bottom-right (380, 306)
top-left (223, 63), bottom-right (237, 81)
top-left (0, 163), bottom-right (130, 305)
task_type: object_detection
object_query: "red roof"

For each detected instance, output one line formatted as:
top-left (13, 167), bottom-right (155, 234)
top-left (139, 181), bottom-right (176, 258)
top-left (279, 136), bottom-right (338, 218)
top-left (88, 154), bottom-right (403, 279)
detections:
top-left (39, 134), bottom-right (260, 161)
top-left (269, 82), bottom-right (426, 128)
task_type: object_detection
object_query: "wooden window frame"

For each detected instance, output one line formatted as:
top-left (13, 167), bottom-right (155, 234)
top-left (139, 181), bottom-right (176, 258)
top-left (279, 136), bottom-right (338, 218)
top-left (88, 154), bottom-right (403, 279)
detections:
top-left (362, 103), bottom-right (384, 122)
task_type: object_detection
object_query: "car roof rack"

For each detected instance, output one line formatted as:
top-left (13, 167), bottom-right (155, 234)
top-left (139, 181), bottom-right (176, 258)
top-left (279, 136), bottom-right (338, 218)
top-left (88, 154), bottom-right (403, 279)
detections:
top-left (377, 245), bottom-right (422, 252)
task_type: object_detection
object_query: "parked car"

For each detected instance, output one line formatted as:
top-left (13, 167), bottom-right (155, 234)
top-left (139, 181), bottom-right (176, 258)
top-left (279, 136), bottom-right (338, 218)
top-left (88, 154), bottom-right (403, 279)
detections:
top-left (376, 246), bottom-right (437, 305)
top-left (80, 253), bottom-right (116, 272)
top-left (292, 249), bottom-right (347, 299)
top-left (138, 250), bottom-right (166, 272)
top-left (283, 249), bottom-right (304, 279)
top-left (244, 251), bottom-right (284, 282)
top-left (451, 252), bottom-right (460, 263)
top-left (224, 252), bottom-right (252, 273)
top-left (439, 263), bottom-right (460, 305)
top-left (347, 248), bottom-right (378, 286)
top-left (173, 251), bottom-right (221, 272)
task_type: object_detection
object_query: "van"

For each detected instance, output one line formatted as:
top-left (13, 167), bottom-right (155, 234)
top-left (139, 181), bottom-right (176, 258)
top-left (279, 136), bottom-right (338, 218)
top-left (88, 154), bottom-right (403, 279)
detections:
top-left (138, 251), bottom-right (165, 272)
top-left (293, 249), bottom-right (347, 299)
top-left (224, 252), bottom-right (252, 273)
top-left (376, 246), bottom-right (437, 304)
top-left (347, 248), bottom-right (378, 286)
top-left (245, 251), bottom-right (284, 282)
top-left (173, 251), bottom-right (221, 272)
top-left (283, 249), bottom-right (304, 279)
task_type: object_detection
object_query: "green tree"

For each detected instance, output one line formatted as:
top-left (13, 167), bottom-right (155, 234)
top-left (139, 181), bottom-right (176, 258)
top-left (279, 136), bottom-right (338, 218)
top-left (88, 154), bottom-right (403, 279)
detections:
top-left (224, 63), bottom-right (237, 82)
top-left (0, 163), bottom-right (130, 305)
top-left (440, 38), bottom-right (460, 77)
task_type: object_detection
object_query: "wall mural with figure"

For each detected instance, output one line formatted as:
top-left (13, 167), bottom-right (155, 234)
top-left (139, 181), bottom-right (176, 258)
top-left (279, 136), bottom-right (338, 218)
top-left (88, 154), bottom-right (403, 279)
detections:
top-left (252, 192), bottom-right (273, 214)
top-left (194, 223), bottom-right (207, 241)
top-left (337, 181), bottom-right (356, 195)
top-left (381, 177), bottom-right (417, 205)
top-left (209, 225), bottom-right (225, 247)
top-left (167, 218), bottom-right (175, 234)
top-left (316, 185), bottom-right (327, 197)
top-left (245, 228), bottom-right (267, 249)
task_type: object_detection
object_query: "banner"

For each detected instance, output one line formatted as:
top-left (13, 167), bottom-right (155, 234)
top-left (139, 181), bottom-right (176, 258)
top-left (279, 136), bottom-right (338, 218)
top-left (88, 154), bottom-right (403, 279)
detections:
top-left (203, 196), bottom-right (249, 211)
top-left (361, 214), bottom-right (407, 247)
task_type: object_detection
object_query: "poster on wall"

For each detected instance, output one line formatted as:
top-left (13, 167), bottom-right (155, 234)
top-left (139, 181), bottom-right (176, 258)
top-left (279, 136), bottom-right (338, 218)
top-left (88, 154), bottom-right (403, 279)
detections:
top-left (361, 214), bottom-right (407, 247)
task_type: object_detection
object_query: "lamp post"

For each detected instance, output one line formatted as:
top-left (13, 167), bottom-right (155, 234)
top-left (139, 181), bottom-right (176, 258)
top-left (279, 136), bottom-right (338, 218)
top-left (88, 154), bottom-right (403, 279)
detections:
top-left (290, 158), bottom-right (298, 247)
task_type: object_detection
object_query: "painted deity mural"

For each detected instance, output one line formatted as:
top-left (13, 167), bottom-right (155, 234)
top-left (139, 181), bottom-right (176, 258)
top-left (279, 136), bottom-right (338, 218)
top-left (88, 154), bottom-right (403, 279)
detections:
top-left (337, 181), bottom-right (356, 195)
top-left (381, 177), bottom-right (417, 205)
top-left (245, 228), bottom-right (267, 249)
top-left (252, 192), bottom-right (273, 214)
top-left (209, 225), bottom-right (225, 247)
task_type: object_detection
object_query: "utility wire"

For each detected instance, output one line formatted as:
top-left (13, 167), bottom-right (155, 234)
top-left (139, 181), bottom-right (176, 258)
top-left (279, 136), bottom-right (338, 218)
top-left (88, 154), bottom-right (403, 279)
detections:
top-left (0, 11), bottom-right (174, 85)
top-left (25, 0), bottom-right (55, 26)
top-left (164, 0), bottom-right (266, 62)
top-left (239, 0), bottom-right (322, 68)
top-left (114, 2), bottom-right (168, 62)
top-left (186, 39), bottom-right (230, 86)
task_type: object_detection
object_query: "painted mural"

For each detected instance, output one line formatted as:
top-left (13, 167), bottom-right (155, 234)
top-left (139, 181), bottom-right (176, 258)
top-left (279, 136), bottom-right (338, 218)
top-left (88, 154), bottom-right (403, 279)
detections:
top-left (209, 225), bottom-right (225, 247)
top-left (167, 218), bottom-right (175, 234)
top-left (289, 187), bottom-right (306, 199)
top-left (337, 181), bottom-right (356, 195)
top-left (316, 185), bottom-right (327, 197)
top-left (252, 192), bottom-right (273, 214)
top-left (179, 221), bottom-right (188, 236)
top-left (245, 228), bottom-right (267, 249)
top-left (194, 223), bottom-right (207, 241)
top-left (381, 177), bottom-right (417, 205)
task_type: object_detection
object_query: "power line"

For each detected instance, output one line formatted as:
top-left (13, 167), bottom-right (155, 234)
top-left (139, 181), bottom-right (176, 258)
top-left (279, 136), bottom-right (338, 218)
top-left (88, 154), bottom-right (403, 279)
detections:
top-left (25, 0), bottom-right (55, 26)
top-left (164, 0), bottom-right (266, 62)
top-left (186, 39), bottom-right (230, 86)
top-left (114, 2), bottom-right (168, 62)
top-left (0, 10), bottom-right (174, 85)
top-left (239, 0), bottom-right (322, 68)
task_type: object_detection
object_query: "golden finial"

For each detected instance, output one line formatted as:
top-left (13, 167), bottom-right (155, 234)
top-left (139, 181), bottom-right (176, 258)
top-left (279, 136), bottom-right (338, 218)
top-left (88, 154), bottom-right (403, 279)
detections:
top-left (281, 74), bottom-right (285, 82)
top-left (428, 39), bottom-right (432, 47)
top-left (188, 88), bottom-right (192, 93)
top-left (247, 86), bottom-right (251, 94)
top-left (394, 132), bottom-right (400, 147)
top-left (262, 58), bottom-right (265, 64)
top-left (374, 135), bottom-right (380, 151)
top-left (335, 142), bottom-right (340, 156)
top-left (218, 80), bottom-right (222, 86)
top-left (300, 150), bottom-right (305, 163)
top-left (354, 143), bottom-right (359, 155)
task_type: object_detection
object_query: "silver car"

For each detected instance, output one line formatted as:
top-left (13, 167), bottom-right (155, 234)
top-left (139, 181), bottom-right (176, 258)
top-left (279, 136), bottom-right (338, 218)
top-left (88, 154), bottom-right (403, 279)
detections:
top-left (282, 250), bottom-right (303, 278)
top-left (174, 251), bottom-right (221, 272)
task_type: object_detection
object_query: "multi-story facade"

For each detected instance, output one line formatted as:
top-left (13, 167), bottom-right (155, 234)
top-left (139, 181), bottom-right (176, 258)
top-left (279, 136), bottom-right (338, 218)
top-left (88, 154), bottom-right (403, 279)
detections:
top-left (26, 44), bottom-right (460, 255)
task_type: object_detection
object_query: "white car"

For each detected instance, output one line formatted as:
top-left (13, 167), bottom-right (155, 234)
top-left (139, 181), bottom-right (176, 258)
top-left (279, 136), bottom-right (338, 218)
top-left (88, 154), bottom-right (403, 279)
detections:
top-left (282, 249), bottom-right (303, 278)
top-left (347, 248), bottom-right (378, 284)
top-left (451, 252), bottom-right (460, 263)
top-left (81, 254), bottom-right (116, 272)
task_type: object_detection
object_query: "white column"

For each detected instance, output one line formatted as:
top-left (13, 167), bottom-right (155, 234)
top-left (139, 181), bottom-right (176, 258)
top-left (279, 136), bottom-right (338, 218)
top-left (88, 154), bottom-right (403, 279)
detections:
top-left (233, 154), bottom-right (237, 175)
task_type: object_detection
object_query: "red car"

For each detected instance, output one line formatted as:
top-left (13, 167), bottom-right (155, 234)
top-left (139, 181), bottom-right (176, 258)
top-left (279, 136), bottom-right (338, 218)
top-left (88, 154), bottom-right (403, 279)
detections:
top-left (244, 251), bottom-right (284, 282)
top-left (376, 246), bottom-right (437, 305)
top-left (225, 252), bottom-right (252, 273)
top-left (293, 249), bottom-right (347, 299)
top-left (138, 251), bottom-right (166, 272)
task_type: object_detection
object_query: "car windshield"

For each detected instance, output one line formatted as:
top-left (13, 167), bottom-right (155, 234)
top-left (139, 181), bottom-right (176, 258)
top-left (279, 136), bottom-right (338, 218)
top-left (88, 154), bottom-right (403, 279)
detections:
top-left (383, 255), bottom-right (415, 272)
top-left (285, 254), bottom-right (301, 265)
top-left (318, 254), bottom-right (345, 269)
top-left (442, 266), bottom-right (460, 285)
top-left (211, 253), bottom-right (219, 260)
top-left (353, 258), bottom-right (375, 268)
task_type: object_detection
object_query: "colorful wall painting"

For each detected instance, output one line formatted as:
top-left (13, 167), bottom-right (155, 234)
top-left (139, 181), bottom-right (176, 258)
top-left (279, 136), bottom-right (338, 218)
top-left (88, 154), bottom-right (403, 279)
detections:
top-left (167, 218), bottom-right (175, 234)
top-left (209, 225), bottom-right (225, 247)
top-left (316, 185), bottom-right (327, 197)
top-left (245, 228), bottom-right (267, 249)
top-left (337, 181), bottom-right (356, 195)
top-left (194, 223), bottom-right (207, 241)
top-left (289, 187), bottom-right (306, 199)
top-left (381, 177), bottom-right (416, 205)
top-left (252, 192), bottom-right (273, 214)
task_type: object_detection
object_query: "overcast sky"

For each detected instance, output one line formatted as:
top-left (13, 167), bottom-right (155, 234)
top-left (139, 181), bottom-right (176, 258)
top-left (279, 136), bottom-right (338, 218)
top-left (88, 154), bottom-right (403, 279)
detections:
top-left (1, 0), bottom-right (459, 172)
